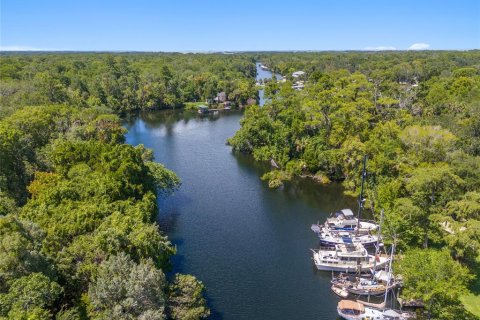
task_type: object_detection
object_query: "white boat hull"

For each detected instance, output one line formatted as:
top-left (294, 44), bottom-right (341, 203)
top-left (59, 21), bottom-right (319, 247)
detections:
top-left (319, 236), bottom-right (378, 247)
top-left (314, 260), bottom-right (388, 272)
top-left (312, 250), bottom-right (389, 273)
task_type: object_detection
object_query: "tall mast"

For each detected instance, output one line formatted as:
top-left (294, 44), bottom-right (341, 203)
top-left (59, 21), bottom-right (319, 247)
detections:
top-left (356, 155), bottom-right (367, 235)
top-left (372, 209), bottom-right (384, 273)
top-left (383, 242), bottom-right (396, 306)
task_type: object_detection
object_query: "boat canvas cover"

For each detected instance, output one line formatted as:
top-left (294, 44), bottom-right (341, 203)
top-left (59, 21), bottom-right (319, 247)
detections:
top-left (374, 270), bottom-right (390, 282)
top-left (341, 209), bottom-right (354, 217)
top-left (338, 300), bottom-right (365, 312)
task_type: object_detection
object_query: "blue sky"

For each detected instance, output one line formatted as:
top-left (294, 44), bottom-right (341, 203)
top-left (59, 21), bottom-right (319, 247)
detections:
top-left (1, 0), bottom-right (479, 51)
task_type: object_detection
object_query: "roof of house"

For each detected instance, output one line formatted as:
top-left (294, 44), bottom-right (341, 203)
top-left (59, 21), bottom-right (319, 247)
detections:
top-left (292, 71), bottom-right (306, 77)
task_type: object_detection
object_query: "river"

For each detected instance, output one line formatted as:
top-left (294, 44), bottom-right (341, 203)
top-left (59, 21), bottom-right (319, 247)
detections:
top-left (256, 62), bottom-right (282, 106)
top-left (124, 64), bottom-right (355, 320)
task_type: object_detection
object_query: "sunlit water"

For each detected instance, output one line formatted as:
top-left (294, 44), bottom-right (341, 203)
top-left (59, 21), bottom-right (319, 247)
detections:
top-left (256, 62), bottom-right (282, 106)
top-left (124, 106), bottom-right (356, 319)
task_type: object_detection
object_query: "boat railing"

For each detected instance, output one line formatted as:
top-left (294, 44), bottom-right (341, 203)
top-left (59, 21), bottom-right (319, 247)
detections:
top-left (359, 219), bottom-right (379, 225)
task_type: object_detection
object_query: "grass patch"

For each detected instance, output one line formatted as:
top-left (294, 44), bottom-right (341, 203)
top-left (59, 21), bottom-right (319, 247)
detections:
top-left (461, 257), bottom-right (480, 317)
top-left (184, 101), bottom-right (207, 111)
top-left (461, 292), bottom-right (480, 316)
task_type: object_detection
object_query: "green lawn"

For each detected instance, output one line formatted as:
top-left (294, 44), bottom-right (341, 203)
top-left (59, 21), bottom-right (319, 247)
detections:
top-left (461, 292), bottom-right (480, 316)
top-left (184, 101), bottom-right (207, 110)
top-left (461, 257), bottom-right (480, 317)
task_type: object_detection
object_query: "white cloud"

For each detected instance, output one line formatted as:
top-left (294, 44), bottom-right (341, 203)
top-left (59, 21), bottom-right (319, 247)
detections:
top-left (364, 46), bottom-right (397, 51)
top-left (408, 43), bottom-right (430, 50)
top-left (0, 45), bottom-right (54, 51)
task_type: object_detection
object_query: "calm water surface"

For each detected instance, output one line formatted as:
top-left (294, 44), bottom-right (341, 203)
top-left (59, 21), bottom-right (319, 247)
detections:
top-left (124, 108), bottom-right (356, 320)
top-left (256, 62), bottom-right (282, 106)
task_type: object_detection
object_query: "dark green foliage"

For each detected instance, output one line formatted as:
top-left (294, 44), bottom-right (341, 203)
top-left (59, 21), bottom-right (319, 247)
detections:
top-left (396, 249), bottom-right (475, 319)
top-left (0, 216), bottom-right (55, 291)
top-left (0, 272), bottom-right (63, 318)
top-left (168, 274), bottom-right (210, 320)
top-left (0, 105), bottom-right (208, 319)
top-left (0, 53), bottom-right (257, 117)
top-left (0, 105), bottom-right (127, 204)
top-left (230, 51), bottom-right (480, 317)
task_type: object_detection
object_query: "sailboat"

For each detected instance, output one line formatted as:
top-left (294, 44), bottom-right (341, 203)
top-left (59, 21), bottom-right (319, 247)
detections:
top-left (331, 270), bottom-right (400, 297)
top-left (331, 210), bottom-right (400, 296)
top-left (312, 223), bottom-right (379, 247)
top-left (337, 243), bottom-right (416, 320)
top-left (311, 156), bottom-right (381, 247)
top-left (311, 209), bottom-right (378, 234)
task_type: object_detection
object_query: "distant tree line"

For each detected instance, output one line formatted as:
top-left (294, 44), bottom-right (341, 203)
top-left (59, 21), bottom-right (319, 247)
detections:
top-left (0, 53), bottom-right (258, 118)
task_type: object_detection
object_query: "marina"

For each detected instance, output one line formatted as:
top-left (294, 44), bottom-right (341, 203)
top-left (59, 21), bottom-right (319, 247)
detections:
top-left (308, 158), bottom-right (418, 319)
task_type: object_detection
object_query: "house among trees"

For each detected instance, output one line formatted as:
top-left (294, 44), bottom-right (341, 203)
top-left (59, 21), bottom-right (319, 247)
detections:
top-left (213, 91), bottom-right (227, 103)
top-left (292, 71), bottom-right (306, 78)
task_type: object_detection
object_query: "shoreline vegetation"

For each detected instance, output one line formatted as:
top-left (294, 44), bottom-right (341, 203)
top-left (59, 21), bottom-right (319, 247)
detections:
top-left (0, 105), bottom-right (210, 319)
top-left (1, 51), bottom-right (479, 319)
top-left (0, 53), bottom-right (258, 119)
top-left (228, 51), bottom-right (480, 318)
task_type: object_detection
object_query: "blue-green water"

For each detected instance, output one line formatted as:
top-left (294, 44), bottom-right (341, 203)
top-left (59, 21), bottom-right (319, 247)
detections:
top-left (124, 109), bottom-right (356, 320)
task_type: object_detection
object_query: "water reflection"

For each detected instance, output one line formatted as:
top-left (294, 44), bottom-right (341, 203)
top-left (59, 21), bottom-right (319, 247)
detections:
top-left (125, 109), bottom-right (356, 320)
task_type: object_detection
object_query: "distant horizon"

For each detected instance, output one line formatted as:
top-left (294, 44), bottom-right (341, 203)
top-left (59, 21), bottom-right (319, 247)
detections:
top-left (1, 0), bottom-right (479, 52)
top-left (1, 49), bottom-right (479, 53)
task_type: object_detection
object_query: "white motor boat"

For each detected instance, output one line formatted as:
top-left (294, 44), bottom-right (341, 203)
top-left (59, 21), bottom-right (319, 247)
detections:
top-left (312, 208), bottom-right (379, 234)
top-left (312, 225), bottom-right (380, 247)
top-left (311, 243), bottom-right (389, 273)
top-left (337, 300), bottom-right (416, 320)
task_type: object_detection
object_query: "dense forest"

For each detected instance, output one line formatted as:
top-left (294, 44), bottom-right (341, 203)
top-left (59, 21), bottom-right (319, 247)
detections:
top-left (0, 53), bottom-right (257, 118)
top-left (0, 52), bottom-right (260, 319)
top-left (0, 104), bottom-right (209, 319)
top-left (229, 50), bottom-right (480, 319)
top-left (1, 51), bottom-right (479, 319)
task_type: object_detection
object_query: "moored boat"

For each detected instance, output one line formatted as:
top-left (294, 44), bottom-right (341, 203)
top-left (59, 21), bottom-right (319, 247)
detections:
top-left (311, 243), bottom-right (389, 273)
top-left (318, 208), bottom-right (379, 233)
top-left (331, 270), bottom-right (399, 297)
top-left (337, 300), bottom-right (416, 320)
top-left (332, 242), bottom-right (400, 297)
top-left (312, 225), bottom-right (379, 247)
top-left (331, 285), bottom-right (350, 298)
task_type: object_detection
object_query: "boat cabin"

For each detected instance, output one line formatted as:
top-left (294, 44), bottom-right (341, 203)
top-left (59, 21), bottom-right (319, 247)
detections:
top-left (335, 243), bottom-right (368, 258)
top-left (326, 209), bottom-right (357, 230)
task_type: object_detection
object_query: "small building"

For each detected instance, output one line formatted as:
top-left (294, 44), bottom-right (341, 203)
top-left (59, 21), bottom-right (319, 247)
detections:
top-left (292, 71), bottom-right (306, 78)
top-left (213, 92), bottom-right (227, 103)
